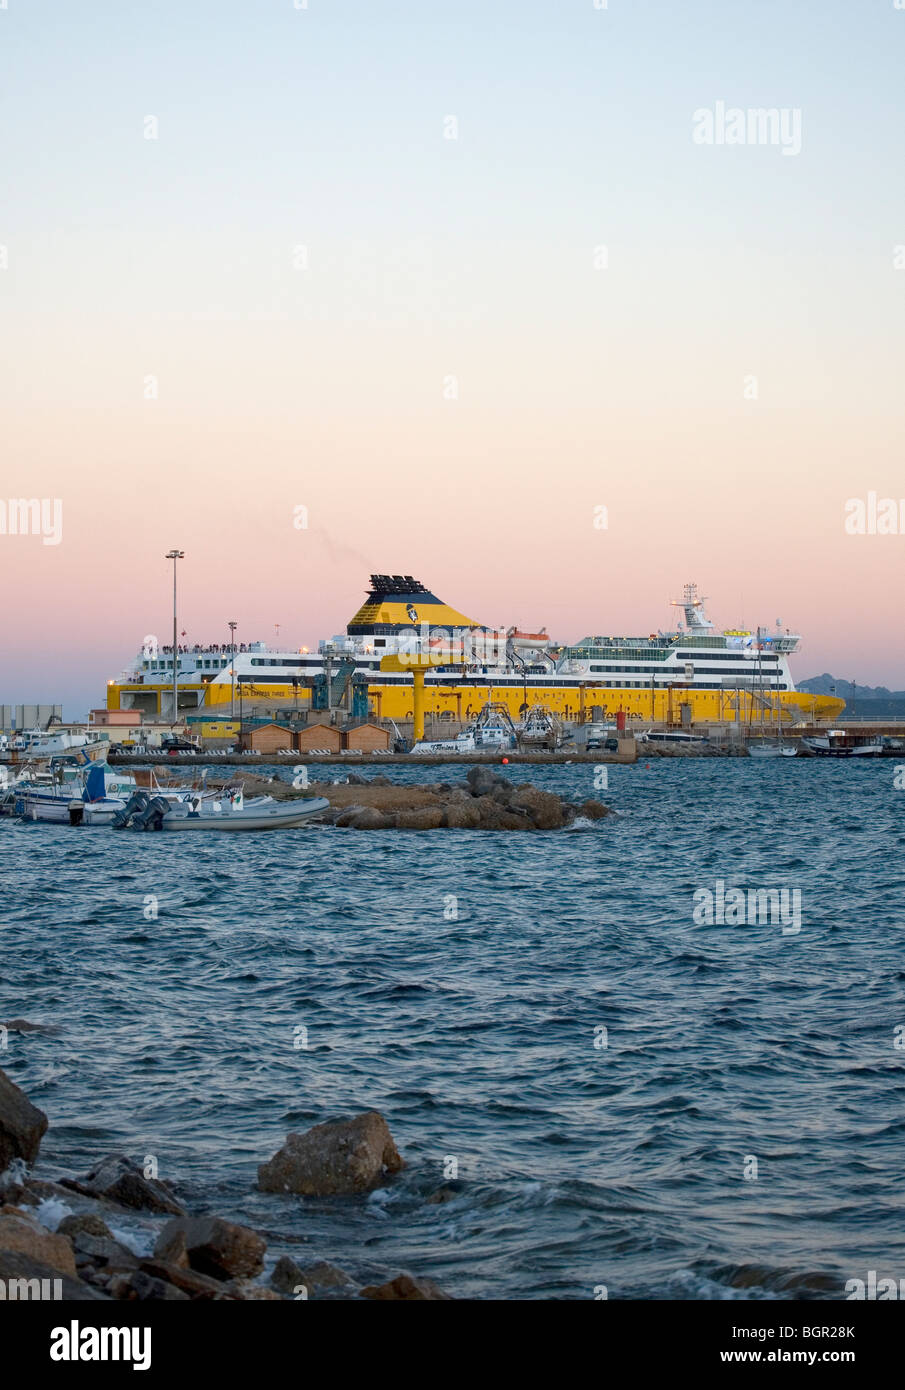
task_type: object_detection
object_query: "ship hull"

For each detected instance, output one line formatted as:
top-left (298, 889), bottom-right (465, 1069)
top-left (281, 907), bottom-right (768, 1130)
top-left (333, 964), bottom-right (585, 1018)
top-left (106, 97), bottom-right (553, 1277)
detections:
top-left (106, 677), bottom-right (845, 727)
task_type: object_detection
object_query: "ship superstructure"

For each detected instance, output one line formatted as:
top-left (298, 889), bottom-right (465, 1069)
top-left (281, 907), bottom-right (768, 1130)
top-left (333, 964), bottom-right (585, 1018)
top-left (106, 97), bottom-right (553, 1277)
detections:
top-left (106, 576), bottom-right (844, 727)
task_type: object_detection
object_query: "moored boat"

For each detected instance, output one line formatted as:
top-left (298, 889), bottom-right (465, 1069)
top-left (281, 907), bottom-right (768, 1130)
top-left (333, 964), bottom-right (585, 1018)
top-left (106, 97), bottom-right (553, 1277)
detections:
top-left (747, 741), bottom-right (798, 758)
top-left (17, 762), bottom-right (140, 825)
top-left (800, 730), bottom-right (884, 758)
top-left (114, 787), bottom-right (328, 831)
top-left (410, 702), bottom-right (517, 755)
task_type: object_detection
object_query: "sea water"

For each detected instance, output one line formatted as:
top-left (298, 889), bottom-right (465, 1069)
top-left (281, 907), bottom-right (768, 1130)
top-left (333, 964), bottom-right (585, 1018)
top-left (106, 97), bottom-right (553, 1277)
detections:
top-left (2, 758), bottom-right (903, 1299)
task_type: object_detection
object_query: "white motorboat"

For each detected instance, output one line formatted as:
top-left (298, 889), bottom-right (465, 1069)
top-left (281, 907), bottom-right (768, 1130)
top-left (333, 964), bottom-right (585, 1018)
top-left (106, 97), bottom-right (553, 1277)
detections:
top-left (115, 786), bottom-right (329, 831)
top-left (409, 731), bottom-right (477, 755)
top-left (748, 742), bottom-right (798, 758)
top-left (4, 726), bottom-right (110, 760)
top-left (17, 761), bottom-right (140, 825)
top-left (158, 792), bottom-right (329, 831)
top-left (638, 729), bottom-right (711, 748)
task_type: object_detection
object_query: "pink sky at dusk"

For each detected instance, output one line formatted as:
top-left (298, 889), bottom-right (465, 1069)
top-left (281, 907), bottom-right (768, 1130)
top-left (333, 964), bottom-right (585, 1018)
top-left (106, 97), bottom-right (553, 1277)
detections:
top-left (2, 0), bottom-right (904, 715)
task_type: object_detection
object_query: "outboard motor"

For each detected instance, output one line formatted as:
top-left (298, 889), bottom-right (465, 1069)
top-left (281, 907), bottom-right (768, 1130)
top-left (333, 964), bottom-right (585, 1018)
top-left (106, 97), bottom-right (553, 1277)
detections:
top-left (112, 791), bottom-right (150, 829)
top-left (133, 795), bottom-right (172, 831)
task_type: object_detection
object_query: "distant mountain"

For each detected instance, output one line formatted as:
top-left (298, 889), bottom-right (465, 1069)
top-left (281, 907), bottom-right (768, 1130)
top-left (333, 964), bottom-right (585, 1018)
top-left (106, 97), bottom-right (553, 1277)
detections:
top-left (799, 673), bottom-right (904, 700)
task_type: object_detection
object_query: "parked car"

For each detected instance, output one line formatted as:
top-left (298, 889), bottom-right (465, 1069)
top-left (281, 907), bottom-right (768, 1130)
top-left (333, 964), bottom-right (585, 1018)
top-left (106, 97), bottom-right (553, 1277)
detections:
top-left (161, 736), bottom-right (197, 754)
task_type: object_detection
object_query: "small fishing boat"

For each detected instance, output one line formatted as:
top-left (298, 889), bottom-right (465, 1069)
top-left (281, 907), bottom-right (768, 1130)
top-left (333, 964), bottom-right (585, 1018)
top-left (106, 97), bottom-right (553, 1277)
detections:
top-left (518, 705), bottom-right (563, 750)
top-left (410, 702), bottom-right (517, 755)
top-left (114, 787), bottom-right (328, 831)
top-left (800, 730), bottom-right (884, 758)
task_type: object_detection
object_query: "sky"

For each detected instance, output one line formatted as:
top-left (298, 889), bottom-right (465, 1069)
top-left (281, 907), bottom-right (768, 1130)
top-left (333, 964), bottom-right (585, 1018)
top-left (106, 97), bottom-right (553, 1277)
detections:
top-left (1, 0), bottom-right (904, 716)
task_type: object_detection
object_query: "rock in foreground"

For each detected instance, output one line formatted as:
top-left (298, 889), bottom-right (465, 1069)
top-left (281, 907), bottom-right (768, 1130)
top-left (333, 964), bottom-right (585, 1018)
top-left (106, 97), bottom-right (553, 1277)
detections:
top-left (361, 1273), bottom-right (452, 1300)
top-left (0, 1208), bottom-right (77, 1275)
top-left (0, 1248), bottom-right (110, 1300)
top-left (154, 1216), bottom-right (266, 1281)
top-left (258, 1111), bottom-right (405, 1196)
top-left (66, 1154), bottom-right (186, 1216)
top-left (0, 1066), bottom-right (48, 1171)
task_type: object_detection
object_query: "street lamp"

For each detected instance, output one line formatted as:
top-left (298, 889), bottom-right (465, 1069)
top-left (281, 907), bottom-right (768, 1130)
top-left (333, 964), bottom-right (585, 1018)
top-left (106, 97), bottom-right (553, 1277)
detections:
top-left (228, 621), bottom-right (237, 721)
top-left (165, 550), bottom-right (184, 726)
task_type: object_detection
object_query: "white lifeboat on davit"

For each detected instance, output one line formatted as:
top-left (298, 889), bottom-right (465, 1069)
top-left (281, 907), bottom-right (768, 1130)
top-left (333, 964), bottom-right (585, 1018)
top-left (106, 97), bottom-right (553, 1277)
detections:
top-left (507, 627), bottom-right (551, 652)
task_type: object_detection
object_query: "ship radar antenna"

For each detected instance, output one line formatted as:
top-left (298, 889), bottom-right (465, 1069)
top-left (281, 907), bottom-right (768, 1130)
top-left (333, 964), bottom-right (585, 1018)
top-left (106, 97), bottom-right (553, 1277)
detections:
top-left (670, 582), bottom-right (714, 632)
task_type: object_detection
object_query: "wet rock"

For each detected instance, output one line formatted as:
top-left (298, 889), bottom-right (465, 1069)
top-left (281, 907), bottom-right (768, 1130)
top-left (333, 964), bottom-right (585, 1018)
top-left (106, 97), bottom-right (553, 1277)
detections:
top-left (227, 1280), bottom-right (282, 1300)
top-left (445, 802), bottom-right (482, 829)
top-left (1, 1019), bottom-right (60, 1036)
top-left (154, 1216), bottom-right (266, 1281)
top-left (139, 1257), bottom-right (230, 1299)
top-left (510, 785), bottom-right (564, 830)
top-left (270, 1254), bottom-right (307, 1297)
top-left (471, 797), bottom-right (531, 831)
top-left (774, 1270), bottom-right (840, 1294)
top-left (395, 807), bottom-right (445, 830)
top-left (334, 803), bottom-right (367, 827)
top-left (0, 1182), bottom-right (38, 1208)
top-left (153, 1223), bottom-right (189, 1268)
top-left (68, 1155), bottom-right (186, 1216)
top-left (258, 1110), bottom-right (405, 1196)
top-left (0, 1066), bottom-right (49, 1171)
top-left (714, 1262), bottom-right (840, 1295)
top-left (360, 1273), bottom-right (452, 1300)
top-left (574, 799), bottom-right (610, 820)
top-left (344, 806), bottom-right (396, 830)
top-left (72, 1231), bottom-right (139, 1274)
top-left (0, 1248), bottom-right (110, 1300)
top-left (58, 1212), bottom-right (114, 1241)
top-left (22, 1177), bottom-right (79, 1205)
top-left (425, 1186), bottom-right (459, 1204)
top-left (111, 1269), bottom-right (190, 1301)
top-left (465, 766), bottom-right (500, 797)
top-left (0, 1209), bottom-right (76, 1275)
top-left (299, 1260), bottom-right (352, 1291)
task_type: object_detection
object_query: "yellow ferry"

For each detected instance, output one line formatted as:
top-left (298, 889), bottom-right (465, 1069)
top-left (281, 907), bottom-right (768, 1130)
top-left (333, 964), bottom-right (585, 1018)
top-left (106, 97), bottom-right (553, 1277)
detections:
top-left (105, 575), bottom-right (845, 729)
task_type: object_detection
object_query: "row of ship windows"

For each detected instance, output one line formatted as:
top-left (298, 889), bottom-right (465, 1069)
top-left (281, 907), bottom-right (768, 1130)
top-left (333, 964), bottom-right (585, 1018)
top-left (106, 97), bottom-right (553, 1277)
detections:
top-left (140, 657), bottom-right (383, 672)
top-left (675, 651), bottom-right (779, 662)
top-left (588, 658), bottom-right (779, 672)
top-left (581, 678), bottom-right (784, 689)
top-left (589, 664), bottom-right (782, 677)
top-left (143, 658), bottom-right (230, 670)
top-left (369, 676), bottom-right (790, 691)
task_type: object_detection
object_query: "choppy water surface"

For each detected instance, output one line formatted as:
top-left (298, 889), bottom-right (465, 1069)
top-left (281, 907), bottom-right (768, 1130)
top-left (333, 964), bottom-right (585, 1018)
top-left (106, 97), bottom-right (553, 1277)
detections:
top-left (2, 759), bottom-right (904, 1299)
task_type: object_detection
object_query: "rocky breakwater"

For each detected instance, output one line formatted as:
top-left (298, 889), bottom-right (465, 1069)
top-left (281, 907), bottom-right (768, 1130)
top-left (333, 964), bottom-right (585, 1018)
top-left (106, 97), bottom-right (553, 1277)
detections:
top-left (0, 1065), bottom-right (451, 1301)
top-left (305, 766), bottom-right (610, 831)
